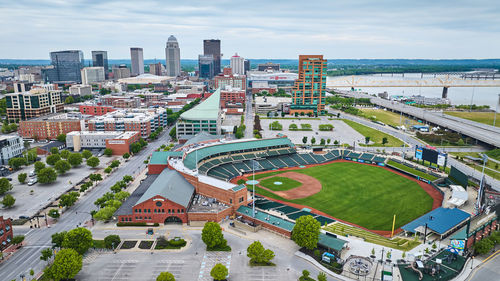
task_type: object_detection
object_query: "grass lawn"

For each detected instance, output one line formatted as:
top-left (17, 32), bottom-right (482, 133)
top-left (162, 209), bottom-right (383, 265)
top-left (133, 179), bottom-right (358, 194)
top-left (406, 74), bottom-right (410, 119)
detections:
top-left (259, 176), bottom-right (302, 191)
top-left (324, 223), bottom-right (420, 251)
top-left (254, 162), bottom-right (433, 231)
top-left (445, 111), bottom-right (500, 128)
top-left (387, 160), bottom-right (439, 181)
top-left (342, 119), bottom-right (405, 147)
top-left (360, 108), bottom-right (418, 127)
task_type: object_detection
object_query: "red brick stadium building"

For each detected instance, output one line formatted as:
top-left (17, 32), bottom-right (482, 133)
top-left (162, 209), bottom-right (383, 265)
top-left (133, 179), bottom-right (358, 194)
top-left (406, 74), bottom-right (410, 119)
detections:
top-left (0, 216), bottom-right (13, 250)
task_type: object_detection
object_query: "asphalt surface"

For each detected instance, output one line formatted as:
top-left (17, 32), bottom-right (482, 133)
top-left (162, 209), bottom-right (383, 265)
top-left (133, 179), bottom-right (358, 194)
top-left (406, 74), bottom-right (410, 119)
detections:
top-left (466, 249), bottom-right (500, 281)
top-left (0, 129), bottom-right (172, 281)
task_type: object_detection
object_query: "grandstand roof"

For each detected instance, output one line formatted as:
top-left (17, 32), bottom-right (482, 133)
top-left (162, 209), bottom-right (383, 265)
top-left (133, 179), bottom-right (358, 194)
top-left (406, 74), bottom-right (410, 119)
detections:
top-left (136, 169), bottom-right (195, 208)
top-left (183, 131), bottom-right (221, 147)
top-left (183, 138), bottom-right (294, 170)
top-left (401, 207), bottom-right (470, 235)
top-left (150, 151), bottom-right (183, 165)
top-left (237, 205), bottom-right (295, 232)
top-left (180, 88), bottom-right (221, 121)
top-left (318, 233), bottom-right (348, 252)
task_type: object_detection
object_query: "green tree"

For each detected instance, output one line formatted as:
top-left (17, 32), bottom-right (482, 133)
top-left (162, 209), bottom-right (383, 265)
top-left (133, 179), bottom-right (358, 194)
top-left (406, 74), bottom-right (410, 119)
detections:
top-left (210, 263), bottom-right (228, 281)
top-left (169, 127), bottom-right (177, 140)
top-left (122, 175), bottom-right (133, 183)
top-left (60, 150), bottom-right (70, 159)
top-left (18, 173), bottom-right (27, 184)
top-left (311, 137), bottom-right (316, 145)
top-left (104, 235), bottom-right (121, 249)
top-left (318, 272), bottom-right (327, 281)
top-left (56, 134), bottom-right (66, 143)
top-left (2, 194), bottom-right (16, 208)
top-left (34, 161), bottom-right (46, 173)
top-left (104, 148), bottom-right (113, 157)
top-left (110, 160), bottom-right (120, 168)
top-left (86, 156), bottom-right (100, 168)
top-left (474, 238), bottom-right (494, 255)
top-left (247, 241), bottom-right (275, 265)
top-left (365, 136), bottom-right (371, 145)
top-left (201, 222), bottom-right (227, 250)
top-left (12, 235), bottom-right (24, 245)
top-left (38, 167), bottom-right (57, 184)
top-left (68, 153), bottom-right (83, 167)
top-left (156, 272), bottom-right (176, 281)
top-left (50, 147), bottom-right (59, 155)
top-left (48, 209), bottom-right (60, 219)
top-left (302, 137), bottom-right (308, 145)
top-left (64, 96), bottom-right (74, 104)
top-left (54, 160), bottom-right (71, 174)
top-left (0, 178), bottom-right (13, 195)
top-left (40, 248), bottom-right (53, 261)
top-left (320, 138), bottom-right (325, 145)
top-left (89, 173), bottom-right (102, 182)
top-left (8, 157), bottom-right (26, 170)
top-left (292, 215), bottom-right (321, 250)
top-left (44, 248), bottom-right (82, 281)
top-left (93, 206), bottom-right (116, 221)
top-left (46, 154), bottom-right (61, 166)
top-left (382, 137), bottom-right (388, 146)
top-left (51, 231), bottom-right (67, 248)
top-left (62, 227), bottom-right (93, 255)
top-left (104, 167), bottom-right (112, 174)
top-left (122, 152), bottom-right (130, 159)
top-left (81, 149), bottom-right (92, 159)
top-left (59, 192), bottom-right (79, 208)
top-left (115, 191), bottom-right (130, 201)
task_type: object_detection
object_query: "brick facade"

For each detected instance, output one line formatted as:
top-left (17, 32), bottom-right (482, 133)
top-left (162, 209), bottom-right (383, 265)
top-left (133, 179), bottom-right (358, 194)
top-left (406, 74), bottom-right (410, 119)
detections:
top-left (79, 105), bottom-right (116, 116)
top-left (0, 216), bottom-right (13, 250)
top-left (237, 213), bottom-right (291, 238)
top-left (105, 131), bottom-right (141, 155)
top-left (118, 195), bottom-right (189, 224)
top-left (19, 119), bottom-right (81, 140)
top-left (187, 207), bottom-right (233, 223)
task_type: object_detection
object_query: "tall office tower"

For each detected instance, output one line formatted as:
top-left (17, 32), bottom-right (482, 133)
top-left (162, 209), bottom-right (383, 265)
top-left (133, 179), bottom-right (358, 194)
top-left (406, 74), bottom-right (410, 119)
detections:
top-left (203, 39), bottom-right (221, 75)
top-left (230, 53), bottom-right (245, 75)
top-left (149, 63), bottom-right (162, 76)
top-left (244, 59), bottom-right (250, 74)
top-left (92, 51), bottom-right (109, 78)
top-left (165, 35), bottom-right (181, 77)
top-left (42, 50), bottom-right (84, 83)
top-left (198, 55), bottom-right (215, 79)
top-left (130, 47), bottom-right (144, 76)
top-left (81, 67), bottom-right (105, 85)
top-left (290, 55), bottom-right (327, 115)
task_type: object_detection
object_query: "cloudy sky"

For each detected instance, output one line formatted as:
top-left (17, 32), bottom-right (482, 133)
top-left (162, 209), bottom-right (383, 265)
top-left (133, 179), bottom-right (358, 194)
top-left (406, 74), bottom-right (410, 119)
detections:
top-left (1, 0), bottom-right (499, 60)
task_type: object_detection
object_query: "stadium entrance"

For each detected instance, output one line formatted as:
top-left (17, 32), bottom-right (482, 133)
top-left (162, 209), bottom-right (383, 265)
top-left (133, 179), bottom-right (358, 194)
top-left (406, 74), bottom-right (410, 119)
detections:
top-left (164, 216), bottom-right (182, 224)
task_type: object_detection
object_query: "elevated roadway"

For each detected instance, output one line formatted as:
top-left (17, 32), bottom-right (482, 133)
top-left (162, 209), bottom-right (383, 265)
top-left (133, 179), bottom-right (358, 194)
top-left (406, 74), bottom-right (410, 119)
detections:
top-left (332, 90), bottom-right (500, 148)
top-left (327, 75), bottom-right (500, 88)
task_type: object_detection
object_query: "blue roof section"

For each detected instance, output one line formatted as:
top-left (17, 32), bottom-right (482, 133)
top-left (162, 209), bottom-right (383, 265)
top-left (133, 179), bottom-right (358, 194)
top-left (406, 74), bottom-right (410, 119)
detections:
top-left (402, 207), bottom-right (470, 235)
top-left (237, 205), bottom-right (295, 232)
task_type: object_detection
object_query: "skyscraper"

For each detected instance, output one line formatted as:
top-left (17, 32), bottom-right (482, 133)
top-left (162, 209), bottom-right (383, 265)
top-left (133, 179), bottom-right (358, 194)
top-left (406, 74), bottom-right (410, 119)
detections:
top-left (92, 51), bottom-right (109, 79)
top-left (230, 53), bottom-right (245, 75)
top-left (198, 55), bottom-right (214, 79)
top-left (290, 55), bottom-right (327, 115)
top-left (244, 59), bottom-right (250, 74)
top-left (203, 39), bottom-right (221, 75)
top-left (130, 47), bottom-right (144, 76)
top-left (165, 35), bottom-right (181, 77)
top-left (42, 50), bottom-right (84, 83)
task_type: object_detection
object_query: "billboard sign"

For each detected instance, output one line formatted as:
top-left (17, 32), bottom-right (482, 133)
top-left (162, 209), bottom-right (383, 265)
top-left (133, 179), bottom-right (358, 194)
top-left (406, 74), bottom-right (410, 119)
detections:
top-left (437, 153), bottom-right (447, 166)
top-left (415, 147), bottom-right (423, 160)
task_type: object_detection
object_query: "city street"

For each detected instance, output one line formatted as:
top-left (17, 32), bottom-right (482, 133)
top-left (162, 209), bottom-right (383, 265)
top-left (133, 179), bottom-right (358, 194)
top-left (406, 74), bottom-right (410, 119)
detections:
top-left (0, 128), bottom-right (173, 281)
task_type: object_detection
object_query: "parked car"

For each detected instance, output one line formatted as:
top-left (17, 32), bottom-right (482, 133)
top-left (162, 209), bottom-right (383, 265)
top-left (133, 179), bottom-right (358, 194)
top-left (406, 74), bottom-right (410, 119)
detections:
top-left (29, 170), bottom-right (36, 177)
top-left (19, 215), bottom-right (29, 219)
top-left (28, 178), bottom-right (37, 186)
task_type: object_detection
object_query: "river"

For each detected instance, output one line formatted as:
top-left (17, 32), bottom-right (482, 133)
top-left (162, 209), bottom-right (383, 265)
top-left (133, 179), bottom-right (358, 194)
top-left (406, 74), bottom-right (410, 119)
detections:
top-left (330, 73), bottom-right (500, 109)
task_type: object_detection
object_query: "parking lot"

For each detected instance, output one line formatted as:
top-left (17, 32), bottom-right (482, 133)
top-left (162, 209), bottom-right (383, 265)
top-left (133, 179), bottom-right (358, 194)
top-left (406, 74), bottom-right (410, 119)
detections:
top-left (1, 153), bottom-right (113, 220)
top-left (260, 117), bottom-right (365, 146)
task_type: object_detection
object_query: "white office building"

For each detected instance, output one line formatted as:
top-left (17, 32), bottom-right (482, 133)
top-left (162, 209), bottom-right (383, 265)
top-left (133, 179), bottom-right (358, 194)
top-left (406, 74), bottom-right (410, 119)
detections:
top-left (81, 67), bottom-right (105, 85)
top-left (0, 135), bottom-right (24, 165)
top-left (69, 85), bottom-right (92, 96)
top-left (130, 47), bottom-right (144, 76)
top-left (165, 35), bottom-right (181, 77)
top-left (230, 53), bottom-right (245, 75)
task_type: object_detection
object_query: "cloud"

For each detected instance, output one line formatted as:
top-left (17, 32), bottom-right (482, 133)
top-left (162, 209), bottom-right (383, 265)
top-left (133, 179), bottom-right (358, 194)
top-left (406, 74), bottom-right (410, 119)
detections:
top-left (0, 0), bottom-right (498, 59)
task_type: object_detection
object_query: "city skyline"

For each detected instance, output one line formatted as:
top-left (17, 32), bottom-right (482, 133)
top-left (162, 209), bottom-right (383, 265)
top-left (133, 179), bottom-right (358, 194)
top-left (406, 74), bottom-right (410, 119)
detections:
top-left (0, 0), bottom-right (499, 60)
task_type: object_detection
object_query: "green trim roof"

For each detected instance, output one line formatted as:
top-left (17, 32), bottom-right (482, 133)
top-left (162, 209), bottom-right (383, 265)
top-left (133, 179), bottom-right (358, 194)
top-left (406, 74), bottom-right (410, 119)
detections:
top-left (450, 228), bottom-right (467, 240)
top-left (149, 151), bottom-right (183, 165)
top-left (135, 169), bottom-right (195, 208)
top-left (180, 88), bottom-right (221, 120)
top-left (232, 185), bottom-right (246, 192)
top-left (237, 205), bottom-right (295, 231)
top-left (318, 233), bottom-right (348, 252)
top-left (183, 138), bottom-right (294, 170)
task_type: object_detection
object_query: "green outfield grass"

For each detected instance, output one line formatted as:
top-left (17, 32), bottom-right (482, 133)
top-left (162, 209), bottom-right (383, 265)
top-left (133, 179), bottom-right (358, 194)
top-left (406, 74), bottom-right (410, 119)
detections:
top-left (445, 111), bottom-right (500, 128)
top-left (254, 162), bottom-right (433, 231)
top-left (342, 119), bottom-right (405, 147)
top-left (387, 160), bottom-right (439, 181)
top-left (360, 108), bottom-right (419, 127)
top-left (259, 176), bottom-right (302, 191)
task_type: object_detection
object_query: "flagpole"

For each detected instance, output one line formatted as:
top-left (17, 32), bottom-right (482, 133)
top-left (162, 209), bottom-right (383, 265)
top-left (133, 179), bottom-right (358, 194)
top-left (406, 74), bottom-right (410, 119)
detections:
top-left (252, 161), bottom-right (255, 218)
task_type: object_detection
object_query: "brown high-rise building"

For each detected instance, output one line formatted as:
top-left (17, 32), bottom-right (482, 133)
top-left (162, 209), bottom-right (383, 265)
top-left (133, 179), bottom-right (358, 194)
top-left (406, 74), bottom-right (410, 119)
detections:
top-left (290, 55), bottom-right (327, 115)
top-left (203, 39), bottom-right (221, 75)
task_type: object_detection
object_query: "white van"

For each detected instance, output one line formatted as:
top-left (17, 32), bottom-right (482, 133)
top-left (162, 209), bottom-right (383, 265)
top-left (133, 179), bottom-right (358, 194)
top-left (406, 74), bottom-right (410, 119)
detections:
top-left (29, 170), bottom-right (36, 177)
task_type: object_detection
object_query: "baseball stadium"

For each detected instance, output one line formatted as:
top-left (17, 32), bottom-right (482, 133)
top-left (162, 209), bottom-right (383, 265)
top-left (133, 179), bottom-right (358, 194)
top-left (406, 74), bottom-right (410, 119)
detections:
top-left (119, 132), bottom-right (444, 238)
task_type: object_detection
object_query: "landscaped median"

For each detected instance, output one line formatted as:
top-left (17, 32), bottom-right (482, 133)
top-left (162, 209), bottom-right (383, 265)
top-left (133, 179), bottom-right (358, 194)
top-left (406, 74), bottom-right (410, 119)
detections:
top-left (341, 119), bottom-right (404, 147)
